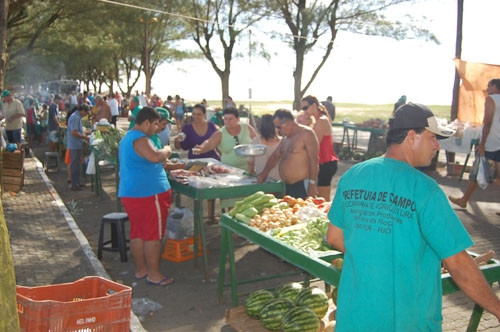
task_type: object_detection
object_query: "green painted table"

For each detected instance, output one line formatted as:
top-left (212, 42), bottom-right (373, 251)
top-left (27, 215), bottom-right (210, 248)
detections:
top-left (333, 122), bottom-right (387, 158)
top-left (169, 170), bottom-right (285, 282)
top-left (218, 214), bottom-right (500, 331)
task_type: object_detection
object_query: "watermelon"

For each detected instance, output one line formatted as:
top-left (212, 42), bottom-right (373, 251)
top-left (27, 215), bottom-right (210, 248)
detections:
top-left (244, 290), bottom-right (274, 319)
top-left (295, 287), bottom-right (329, 319)
top-left (281, 306), bottom-right (321, 332)
top-left (273, 282), bottom-right (304, 302)
top-left (259, 298), bottom-right (294, 331)
top-left (331, 287), bottom-right (338, 305)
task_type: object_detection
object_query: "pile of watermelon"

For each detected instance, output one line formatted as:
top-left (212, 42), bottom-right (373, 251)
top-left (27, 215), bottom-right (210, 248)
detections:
top-left (244, 282), bottom-right (331, 332)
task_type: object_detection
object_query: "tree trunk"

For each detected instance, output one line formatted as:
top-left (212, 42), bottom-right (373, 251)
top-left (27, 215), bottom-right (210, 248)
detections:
top-left (143, 23), bottom-right (152, 96)
top-left (448, 0), bottom-right (463, 163)
top-left (220, 71), bottom-right (230, 108)
top-left (0, 0), bottom-right (9, 89)
top-left (451, 0), bottom-right (463, 121)
top-left (293, 46), bottom-right (305, 111)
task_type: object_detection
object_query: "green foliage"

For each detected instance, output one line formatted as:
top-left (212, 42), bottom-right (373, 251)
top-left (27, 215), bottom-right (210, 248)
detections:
top-left (4, 0), bottom-right (194, 94)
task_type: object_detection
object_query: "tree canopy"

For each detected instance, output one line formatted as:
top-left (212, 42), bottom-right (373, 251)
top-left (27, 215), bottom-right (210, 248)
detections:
top-left (1, 0), bottom-right (438, 106)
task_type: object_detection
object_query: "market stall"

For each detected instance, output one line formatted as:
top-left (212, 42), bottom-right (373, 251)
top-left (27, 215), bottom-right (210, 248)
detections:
top-left (169, 158), bottom-right (285, 281)
top-left (218, 213), bottom-right (500, 331)
top-left (439, 125), bottom-right (482, 180)
top-left (333, 121), bottom-right (387, 159)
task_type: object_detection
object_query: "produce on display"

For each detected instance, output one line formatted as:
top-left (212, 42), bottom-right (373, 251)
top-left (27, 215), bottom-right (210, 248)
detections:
top-left (92, 126), bottom-right (125, 162)
top-left (230, 191), bottom-right (279, 221)
top-left (331, 287), bottom-right (338, 305)
top-left (331, 258), bottom-right (343, 270)
top-left (243, 284), bottom-right (330, 332)
top-left (273, 282), bottom-right (304, 303)
top-left (270, 217), bottom-right (331, 253)
top-left (295, 287), bottom-right (330, 319)
top-left (230, 193), bottom-right (336, 253)
top-left (259, 298), bottom-right (295, 331)
top-left (244, 289), bottom-right (275, 319)
top-left (281, 306), bottom-right (321, 332)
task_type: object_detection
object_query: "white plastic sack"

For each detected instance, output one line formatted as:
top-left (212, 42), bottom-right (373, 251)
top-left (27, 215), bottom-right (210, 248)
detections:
top-left (167, 207), bottom-right (194, 239)
top-left (477, 156), bottom-right (493, 190)
top-left (86, 152), bottom-right (96, 175)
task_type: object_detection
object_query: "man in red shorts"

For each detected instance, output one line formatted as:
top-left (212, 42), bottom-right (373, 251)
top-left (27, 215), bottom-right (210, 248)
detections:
top-left (119, 107), bottom-right (174, 286)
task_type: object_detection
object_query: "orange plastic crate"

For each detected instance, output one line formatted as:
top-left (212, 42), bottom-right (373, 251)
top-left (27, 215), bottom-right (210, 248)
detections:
top-left (162, 237), bottom-right (205, 263)
top-left (16, 276), bottom-right (131, 332)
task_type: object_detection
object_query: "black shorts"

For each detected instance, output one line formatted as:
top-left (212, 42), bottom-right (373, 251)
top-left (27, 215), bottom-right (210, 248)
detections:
top-left (485, 149), bottom-right (500, 162)
top-left (318, 160), bottom-right (338, 186)
top-left (6, 129), bottom-right (22, 143)
top-left (285, 180), bottom-right (307, 199)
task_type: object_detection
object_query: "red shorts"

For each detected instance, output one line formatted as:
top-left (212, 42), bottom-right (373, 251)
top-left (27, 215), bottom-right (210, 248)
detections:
top-left (121, 190), bottom-right (172, 241)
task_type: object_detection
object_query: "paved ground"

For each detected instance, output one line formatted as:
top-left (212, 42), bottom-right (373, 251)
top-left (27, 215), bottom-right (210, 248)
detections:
top-left (3, 119), bottom-right (500, 331)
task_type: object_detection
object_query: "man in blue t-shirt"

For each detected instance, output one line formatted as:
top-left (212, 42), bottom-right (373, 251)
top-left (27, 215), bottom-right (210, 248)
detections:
top-left (327, 103), bottom-right (500, 331)
top-left (67, 104), bottom-right (90, 191)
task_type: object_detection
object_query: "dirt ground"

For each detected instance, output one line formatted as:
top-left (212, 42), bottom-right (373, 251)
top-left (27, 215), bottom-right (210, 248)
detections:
top-left (30, 117), bottom-right (500, 332)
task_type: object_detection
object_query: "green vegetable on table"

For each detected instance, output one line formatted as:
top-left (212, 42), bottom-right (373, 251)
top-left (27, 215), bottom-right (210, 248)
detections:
top-left (270, 217), bottom-right (332, 253)
top-left (229, 192), bottom-right (279, 217)
top-left (242, 207), bottom-right (259, 218)
top-left (235, 213), bottom-right (253, 225)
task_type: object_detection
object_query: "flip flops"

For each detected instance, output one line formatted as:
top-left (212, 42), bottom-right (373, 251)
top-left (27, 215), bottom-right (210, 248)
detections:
top-left (134, 273), bottom-right (148, 280)
top-left (146, 276), bottom-right (175, 287)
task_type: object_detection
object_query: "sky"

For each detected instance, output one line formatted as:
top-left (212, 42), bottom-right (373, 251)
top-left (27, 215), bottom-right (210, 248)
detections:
top-left (142, 0), bottom-right (500, 105)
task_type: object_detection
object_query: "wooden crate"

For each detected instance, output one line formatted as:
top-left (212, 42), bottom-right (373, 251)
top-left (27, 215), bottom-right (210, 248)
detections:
top-left (2, 150), bottom-right (24, 170)
top-left (1, 168), bottom-right (24, 192)
top-left (225, 301), bottom-right (336, 332)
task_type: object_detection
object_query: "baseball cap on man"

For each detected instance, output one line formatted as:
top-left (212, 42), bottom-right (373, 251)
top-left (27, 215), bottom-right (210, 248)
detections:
top-left (389, 102), bottom-right (455, 138)
top-left (1, 90), bottom-right (11, 98)
top-left (155, 107), bottom-right (175, 124)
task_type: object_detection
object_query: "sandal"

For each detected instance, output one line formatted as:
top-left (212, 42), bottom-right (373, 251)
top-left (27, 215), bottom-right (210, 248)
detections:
top-left (146, 276), bottom-right (175, 287)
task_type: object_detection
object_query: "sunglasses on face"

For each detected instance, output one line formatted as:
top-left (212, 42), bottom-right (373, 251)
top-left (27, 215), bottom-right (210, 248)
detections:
top-left (302, 105), bottom-right (310, 111)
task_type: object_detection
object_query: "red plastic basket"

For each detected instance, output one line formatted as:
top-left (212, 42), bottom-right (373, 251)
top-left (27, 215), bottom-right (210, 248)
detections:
top-left (16, 276), bottom-right (131, 332)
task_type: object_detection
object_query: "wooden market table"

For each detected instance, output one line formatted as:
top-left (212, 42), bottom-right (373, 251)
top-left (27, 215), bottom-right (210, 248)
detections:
top-left (218, 214), bottom-right (500, 331)
top-left (169, 167), bottom-right (285, 282)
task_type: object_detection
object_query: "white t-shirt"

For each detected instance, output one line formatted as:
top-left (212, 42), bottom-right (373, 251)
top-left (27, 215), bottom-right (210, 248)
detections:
top-left (108, 98), bottom-right (119, 116)
top-left (485, 94), bottom-right (500, 152)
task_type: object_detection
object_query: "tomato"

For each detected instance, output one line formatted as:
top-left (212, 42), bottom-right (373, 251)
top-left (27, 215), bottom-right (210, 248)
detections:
top-left (313, 197), bottom-right (326, 205)
top-left (282, 195), bottom-right (297, 207)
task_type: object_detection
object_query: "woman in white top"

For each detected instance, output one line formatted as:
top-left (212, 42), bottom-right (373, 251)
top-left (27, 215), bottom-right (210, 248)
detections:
top-left (249, 114), bottom-right (281, 181)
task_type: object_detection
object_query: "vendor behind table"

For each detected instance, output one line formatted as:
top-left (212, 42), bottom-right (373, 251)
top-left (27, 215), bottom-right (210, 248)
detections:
top-left (193, 107), bottom-right (257, 172)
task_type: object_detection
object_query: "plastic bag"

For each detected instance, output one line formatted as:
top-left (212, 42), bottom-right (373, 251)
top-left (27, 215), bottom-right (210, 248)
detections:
top-left (167, 207), bottom-right (194, 239)
top-left (132, 297), bottom-right (163, 318)
top-left (477, 156), bottom-right (493, 190)
top-left (86, 152), bottom-right (96, 174)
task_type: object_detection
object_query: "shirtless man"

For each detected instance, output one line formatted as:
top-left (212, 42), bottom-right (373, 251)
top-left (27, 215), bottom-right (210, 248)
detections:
top-left (257, 109), bottom-right (319, 199)
top-left (93, 95), bottom-right (112, 123)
